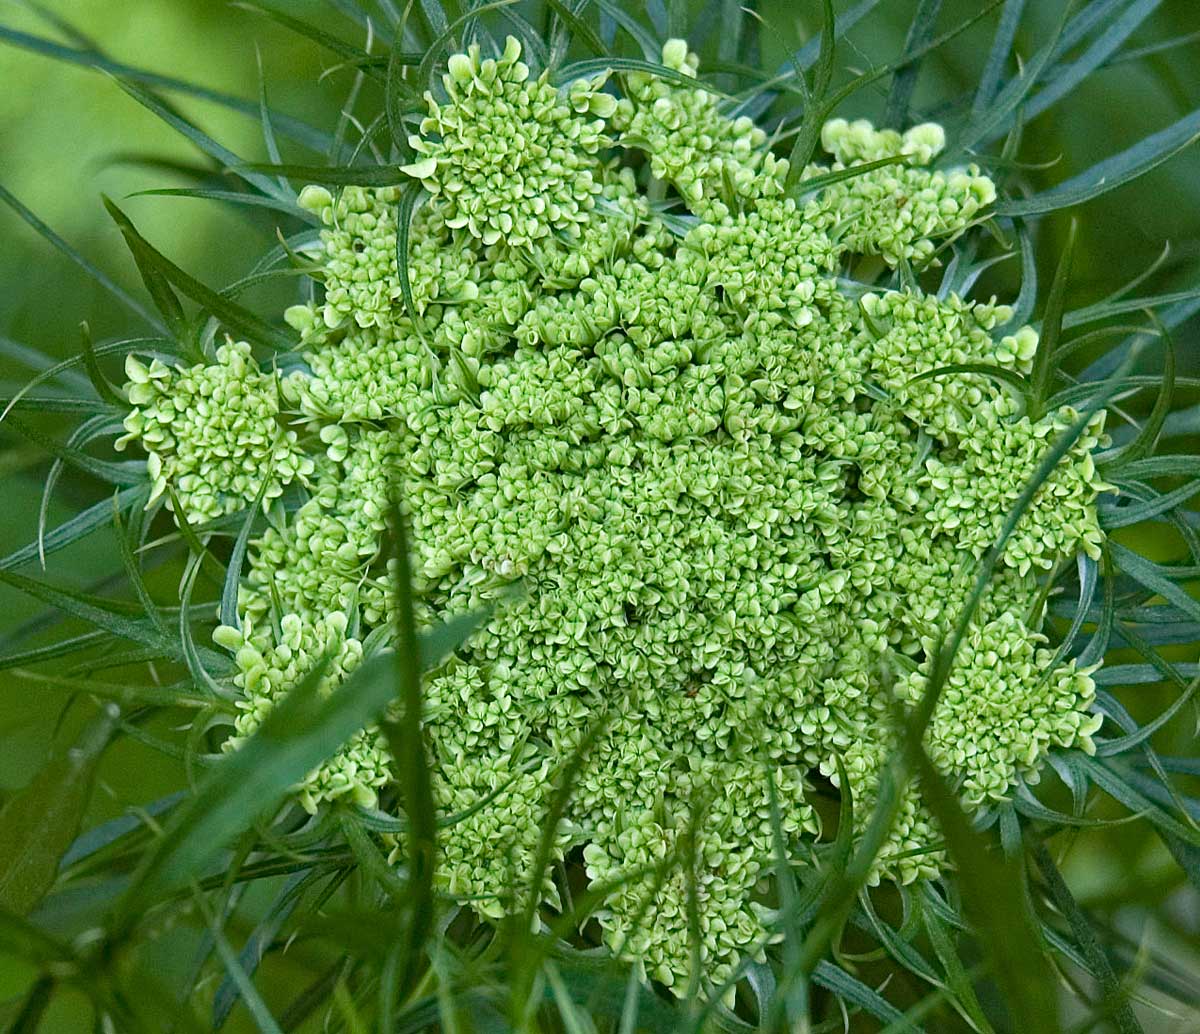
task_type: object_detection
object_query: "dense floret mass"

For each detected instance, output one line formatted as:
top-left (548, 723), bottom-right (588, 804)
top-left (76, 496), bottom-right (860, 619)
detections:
top-left (401, 35), bottom-right (612, 246)
top-left (119, 38), bottom-right (1111, 995)
top-left (116, 342), bottom-right (314, 521)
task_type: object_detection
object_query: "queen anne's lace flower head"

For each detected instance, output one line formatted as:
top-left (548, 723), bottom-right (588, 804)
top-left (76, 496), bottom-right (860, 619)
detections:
top-left (118, 38), bottom-right (1113, 995)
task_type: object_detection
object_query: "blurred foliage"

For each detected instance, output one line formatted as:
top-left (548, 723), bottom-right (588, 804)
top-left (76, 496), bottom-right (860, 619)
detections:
top-left (0, 1), bottom-right (1199, 1031)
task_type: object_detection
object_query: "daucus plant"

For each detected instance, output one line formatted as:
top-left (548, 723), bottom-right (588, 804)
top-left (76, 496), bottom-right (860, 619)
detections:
top-left (1, 2), bottom-right (1199, 1032)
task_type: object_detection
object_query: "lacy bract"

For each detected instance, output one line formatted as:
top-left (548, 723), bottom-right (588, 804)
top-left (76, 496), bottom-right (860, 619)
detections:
top-left (118, 39), bottom-right (1109, 991)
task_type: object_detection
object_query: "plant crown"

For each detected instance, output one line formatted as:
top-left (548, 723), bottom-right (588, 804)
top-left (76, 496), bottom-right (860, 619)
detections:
top-left (116, 38), bottom-right (1111, 990)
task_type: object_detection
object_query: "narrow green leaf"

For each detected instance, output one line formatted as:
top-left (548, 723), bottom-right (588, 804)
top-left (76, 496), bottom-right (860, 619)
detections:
top-left (782, 0), bottom-right (838, 187)
top-left (1033, 845), bottom-right (1144, 1034)
top-left (211, 871), bottom-right (311, 1029)
top-left (35, 415), bottom-right (127, 567)
top-left (1115, 455), bottom-right (1200, 480)
top-left (1076, 755), bottom-right (1200, 846)
top-left (1051, 0), bottom-right (1128, 61)
top-left (0, 396), bottom-right (107, 415)
top-left (902, 731), bottom-right (1060, 1032)
top-left (0, 631), bottom-right (107, 674)
top-left (783, 0), bottom-right (1004, 191)
top-left (396, 184), bottom-right (425, 331)
top-left (955, 3), bottom-right (1070, 156)
top-left (812, 960), bottom-right (913, 1028)
top-left (1159, 829), bottom-right (1200, 893)
top-left (104, 197), bottom-right (295, 352)
top-left (884, 0), bottom-right (943, 128)
top-left (764, 769), bottom-right (807, 1030)
top-left (79, 323), bottom-right (126, 409)
top-left (0, 25), bottom-right (330, 152)
top-left (1, 485), bottom-right (145, 572)
top-left (921, 894), bottom-right (995, 1033)
top-left (386, 31), bottom-right (419, 152)
top-left (221, 488), bottom-right (269, 630)
top-left (416, 1), bottom-right (522, 96)
top-left (1091, 663), bottom-right (1200, 687)
top-left (165, 485), bottom-right (228, 584)
top-left (0, 708), bottom-right (117, 915)
top-left (1062, 287), bottom-right (1200, 330)
top-left (1020, 0), bottom-right (1165, 128)
top-left (1029, 220), bottom-right (1077, 416)
top-left (61, 791), bottom-right (184, 870)
top-left (110, 77), bottom-right (293, 204)
top-left (179, 554), bottom-right (230, 699)
top-left (0, 336), bottom-right (176, 425)
top-left (0, 183), bottom-right (165, 334)
top-left (341, 813), bottom-right (409, 907)
top-left (384, 502), bottom-right (436, 994)
top-left (1082, 294), bottom-right (1200, 381)
top-left (909, 362), bottom-right (1030, 394)
top-left (238, 161), bottom-right (411, 187)
top-left (859, 890), bottom-right (940, 986)
top-left (1108, 29), bottom-right (1200, 67)
top-left (1101, 479), bottom-right (1197, 530)
top-left (811, 0), bottom-right (837, 99)
top-left (762, 0), bottom-right (887, 91)
top-left (1096, 674), bottom-right (1200, 756)
top-left (8, 668), bottom-right (222, 712)
top-left (197, 893), bottom-right (285, 1034)
top-left (1111, 321), bottom-right (1175, 465)
top-left (3, 415), bottom-right (141, 487)
top-left (254, 49), bottom-right (288, 195)
top-left (794, 154), bottom-right (909, 197)
top-left (0, 908), bottom-right (73, 966)
top-left (126, 188), bottom-right (307, 218)
top-left (115, 613), bottom-right (484, 935)
top-left (996, 108), bottom-right (1200, 217)
top-left (973, 0), bottom-right (1026, 115)
top-left (999, 220), bottom-right (1038, 331)
top-left (553, 55), bottom-right (725, 94)
top-left (233, 1), bottom-right (379, 74)
top-left (544, 0), bottom-right (609, 61)
top-left (1109, 543), bottom-right (1200, 625)
top-left (113, 497), bottom-right (166, 636)
top-left (591, 0), bottom-right (658, 59)
top-left (544, 960), bottom-right (594, 1034)
top-left (0, 567), bottom-right (182, 659)
top-left (1077, 547), bottom-right (1117, 669)
top-left (115, 652), bottom-right (335, 920)
top-left (4, 975), bottom-right (55, 1034)
top-left (331, 0), bottom-right (394, 40)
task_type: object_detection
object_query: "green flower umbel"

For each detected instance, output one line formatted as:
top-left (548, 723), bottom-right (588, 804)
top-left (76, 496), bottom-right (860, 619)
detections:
top-left (115, 36), bottom-right (1117, 996)
top-left (401, 36), bottom-right (612, 246)
top-left (116, 341), bottom-right (313, 523)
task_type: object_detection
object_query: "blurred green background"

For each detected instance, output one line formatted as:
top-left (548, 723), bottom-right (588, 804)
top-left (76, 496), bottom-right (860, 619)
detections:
top-left (1, 1), bottom-right (1199, 1029)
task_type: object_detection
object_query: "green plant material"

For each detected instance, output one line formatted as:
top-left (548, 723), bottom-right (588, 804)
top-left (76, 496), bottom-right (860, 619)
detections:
top-left (1033, 844), bottom-right (1144, 1032)
top-left (104, 198), bottom-right (294, 351)
top-left (2, 1), bottom-right (1199, 1028)
top-left (104, 30), bottom-right (1117, 995)
top-left (0, 184), bottom-right (166, 334)
top-left (0, 709), bottom-right (117, 915)
top-left (996, 108), bottom-right (1200, 217)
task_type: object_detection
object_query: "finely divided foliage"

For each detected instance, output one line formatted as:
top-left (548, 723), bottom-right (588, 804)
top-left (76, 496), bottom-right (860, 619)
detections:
top-left (0, 1), bottom-right (1198, 1032)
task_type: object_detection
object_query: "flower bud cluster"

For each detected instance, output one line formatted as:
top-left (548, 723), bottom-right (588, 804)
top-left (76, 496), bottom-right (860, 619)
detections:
top-left (402, 36), bottom-right (610, 246)
top-left (118, 37), bottom-right (1114, 994)
top-left (215, 613), bottom-right (390, 812)
top-left (811, 117), bottom-right (997, 266)
top-left (612, 39), bottom-right (781, 218)
top-left (116, 342), bottom-right (313, 523)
